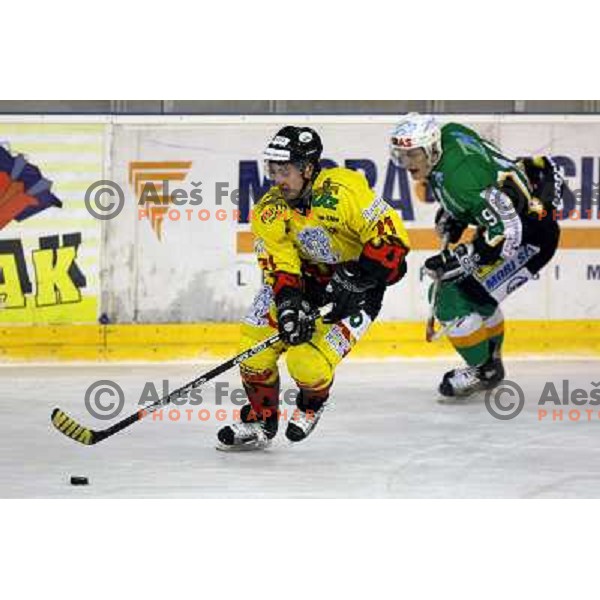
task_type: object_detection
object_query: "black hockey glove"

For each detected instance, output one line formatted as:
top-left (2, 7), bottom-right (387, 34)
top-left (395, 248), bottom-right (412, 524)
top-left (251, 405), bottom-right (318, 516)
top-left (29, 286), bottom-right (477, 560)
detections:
top-left (424, 244), bottom-right (479, 282)
top-left (521, 156), bottom-right (564, 211)
top-left (276, 289), bottom-right (316, 346)
top-left (434, 207), bottom-right (467, 244)
top-left (323, 263), bottom-right (377, 324)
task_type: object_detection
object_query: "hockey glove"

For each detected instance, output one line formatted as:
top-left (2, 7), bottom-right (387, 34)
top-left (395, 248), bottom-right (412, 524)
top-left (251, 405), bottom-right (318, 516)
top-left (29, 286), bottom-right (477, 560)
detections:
top-left (424, 244), bottom-right (479, 282)
top-left (323, 263), bottom-right (377, 323)
top-left (276, 290), bottom-right (316, 346)
top-left (521, 156), bottom-right (564, 211)
top-left (434, 207), bottom-right (467, 244)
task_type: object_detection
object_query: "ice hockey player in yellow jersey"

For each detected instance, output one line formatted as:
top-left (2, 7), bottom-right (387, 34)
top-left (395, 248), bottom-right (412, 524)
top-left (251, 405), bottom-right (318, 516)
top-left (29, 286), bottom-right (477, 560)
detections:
top-left (217, 125), bottom-right (411, 450)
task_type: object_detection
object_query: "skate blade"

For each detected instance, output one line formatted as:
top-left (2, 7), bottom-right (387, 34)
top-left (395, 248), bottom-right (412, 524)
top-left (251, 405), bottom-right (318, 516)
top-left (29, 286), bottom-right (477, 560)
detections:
top-left (215, 440), bottom-right (272, 452)
top-left (437, 390), bottom-right (486, 405)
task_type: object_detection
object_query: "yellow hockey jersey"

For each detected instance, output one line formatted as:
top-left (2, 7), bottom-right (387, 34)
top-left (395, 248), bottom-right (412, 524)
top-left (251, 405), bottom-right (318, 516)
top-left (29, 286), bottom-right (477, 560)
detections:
top-left (252, 167), bottom-right (410, 287)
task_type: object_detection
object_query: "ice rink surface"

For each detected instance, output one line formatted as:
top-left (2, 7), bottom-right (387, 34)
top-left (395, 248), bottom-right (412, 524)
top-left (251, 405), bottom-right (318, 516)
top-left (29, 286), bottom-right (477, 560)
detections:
top-left (1, 358), bottom-right (600, 498)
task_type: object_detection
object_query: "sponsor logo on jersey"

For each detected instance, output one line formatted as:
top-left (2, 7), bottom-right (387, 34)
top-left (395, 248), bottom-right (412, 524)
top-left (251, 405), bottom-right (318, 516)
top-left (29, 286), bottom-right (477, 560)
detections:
top-left (297, 227), bottom-right (340, 263)
top-left (313, 179), bottom-right (340, 209)
top-left (312, 192), bottom-right (339, 210)
top-left (506, 274), bottom-right (529, 295)
top-left (317, 214), bottom-right (340, 223)
top-left (362, 196), bottom-right (388, 223)
top-left (260, 203), bottom-right (287, 224)
top-left (324, 326), bottom-right (352, 357)
top-left (244, 284), bottom-right (273, 327)
top-left (340, 311), bottom-right (372, 341)
top-left (478, 244), bottom-right (540, 292)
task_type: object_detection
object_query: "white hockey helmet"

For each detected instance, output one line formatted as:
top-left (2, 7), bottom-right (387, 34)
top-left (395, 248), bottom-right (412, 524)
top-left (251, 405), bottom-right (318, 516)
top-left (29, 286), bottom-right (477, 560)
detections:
top-left (390, 113), bottom-right (442, 167)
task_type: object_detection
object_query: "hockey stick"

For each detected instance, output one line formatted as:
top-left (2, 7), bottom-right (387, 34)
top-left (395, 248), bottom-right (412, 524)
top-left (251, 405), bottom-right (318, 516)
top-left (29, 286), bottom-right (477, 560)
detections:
top-left (425, 235), bottom-right (449, 343)
top-left (51, 305), bottom-right (331, 446)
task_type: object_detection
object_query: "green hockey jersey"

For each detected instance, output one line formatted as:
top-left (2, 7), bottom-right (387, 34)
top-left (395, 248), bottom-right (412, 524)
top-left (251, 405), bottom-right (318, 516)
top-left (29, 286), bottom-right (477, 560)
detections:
top-left (430, 122), bottom-right (535, 257)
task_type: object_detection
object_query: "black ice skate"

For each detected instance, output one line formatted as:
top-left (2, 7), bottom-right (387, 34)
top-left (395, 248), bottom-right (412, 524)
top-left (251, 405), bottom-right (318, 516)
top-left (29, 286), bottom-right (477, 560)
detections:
top-left (438, 358), bottom-right (505, 400)
top-left (285, 392), bottom-right (326, 442)
top-left (216, 404), bottom-right (278, 451)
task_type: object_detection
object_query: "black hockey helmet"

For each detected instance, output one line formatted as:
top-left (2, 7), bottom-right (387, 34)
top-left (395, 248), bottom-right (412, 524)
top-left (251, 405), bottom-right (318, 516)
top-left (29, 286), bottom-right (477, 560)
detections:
top-left (263, 126), bottom-right (323, 174)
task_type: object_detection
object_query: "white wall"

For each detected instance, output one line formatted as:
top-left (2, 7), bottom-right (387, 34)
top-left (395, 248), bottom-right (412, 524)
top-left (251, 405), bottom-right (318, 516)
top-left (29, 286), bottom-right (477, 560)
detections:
top-left (0, 115), bottom-right (598, 324)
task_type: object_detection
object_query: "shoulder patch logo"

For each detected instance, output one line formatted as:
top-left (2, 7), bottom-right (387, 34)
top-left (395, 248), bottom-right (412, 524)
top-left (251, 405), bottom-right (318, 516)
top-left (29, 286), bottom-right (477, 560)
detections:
top-left (362, 197), bottom-right (388, 223)
top-left (312, 179), bottom-right (340, 210)
top-left (312, 193), bottom-right (339, 210)
top-left (260, 203), bottom-right (287, 224)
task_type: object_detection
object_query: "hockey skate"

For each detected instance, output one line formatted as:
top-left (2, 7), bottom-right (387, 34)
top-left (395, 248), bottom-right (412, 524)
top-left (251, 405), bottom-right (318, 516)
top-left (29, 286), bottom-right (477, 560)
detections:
top-left (216, 404), bottom-right (278, 452)
top-left (285, 391), bottom-right (327, 442)
top-left (438, 358), bottom-right (505, 401)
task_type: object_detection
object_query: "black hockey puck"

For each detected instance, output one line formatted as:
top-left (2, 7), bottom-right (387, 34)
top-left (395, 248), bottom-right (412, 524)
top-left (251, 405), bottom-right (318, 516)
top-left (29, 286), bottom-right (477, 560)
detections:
top-left (70, 476), bottom-right (89, 486)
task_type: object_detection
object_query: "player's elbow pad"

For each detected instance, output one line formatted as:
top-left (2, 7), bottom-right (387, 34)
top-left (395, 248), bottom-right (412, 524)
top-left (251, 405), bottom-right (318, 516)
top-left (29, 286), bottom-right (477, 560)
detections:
top-left (359, 237), bottom-right (409, 285)
top-left (483, 187), bottom-right (523, 259)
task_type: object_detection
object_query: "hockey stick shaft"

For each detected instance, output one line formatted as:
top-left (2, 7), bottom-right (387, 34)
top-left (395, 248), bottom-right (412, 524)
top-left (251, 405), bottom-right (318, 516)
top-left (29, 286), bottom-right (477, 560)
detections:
top-left (425, 234), bottom-right (449, 343)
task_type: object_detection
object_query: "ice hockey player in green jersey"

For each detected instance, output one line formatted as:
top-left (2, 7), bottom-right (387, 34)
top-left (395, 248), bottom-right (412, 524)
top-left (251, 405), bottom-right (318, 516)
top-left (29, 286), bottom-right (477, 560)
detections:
top-left (390, 113), bottom-right (563, 398)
